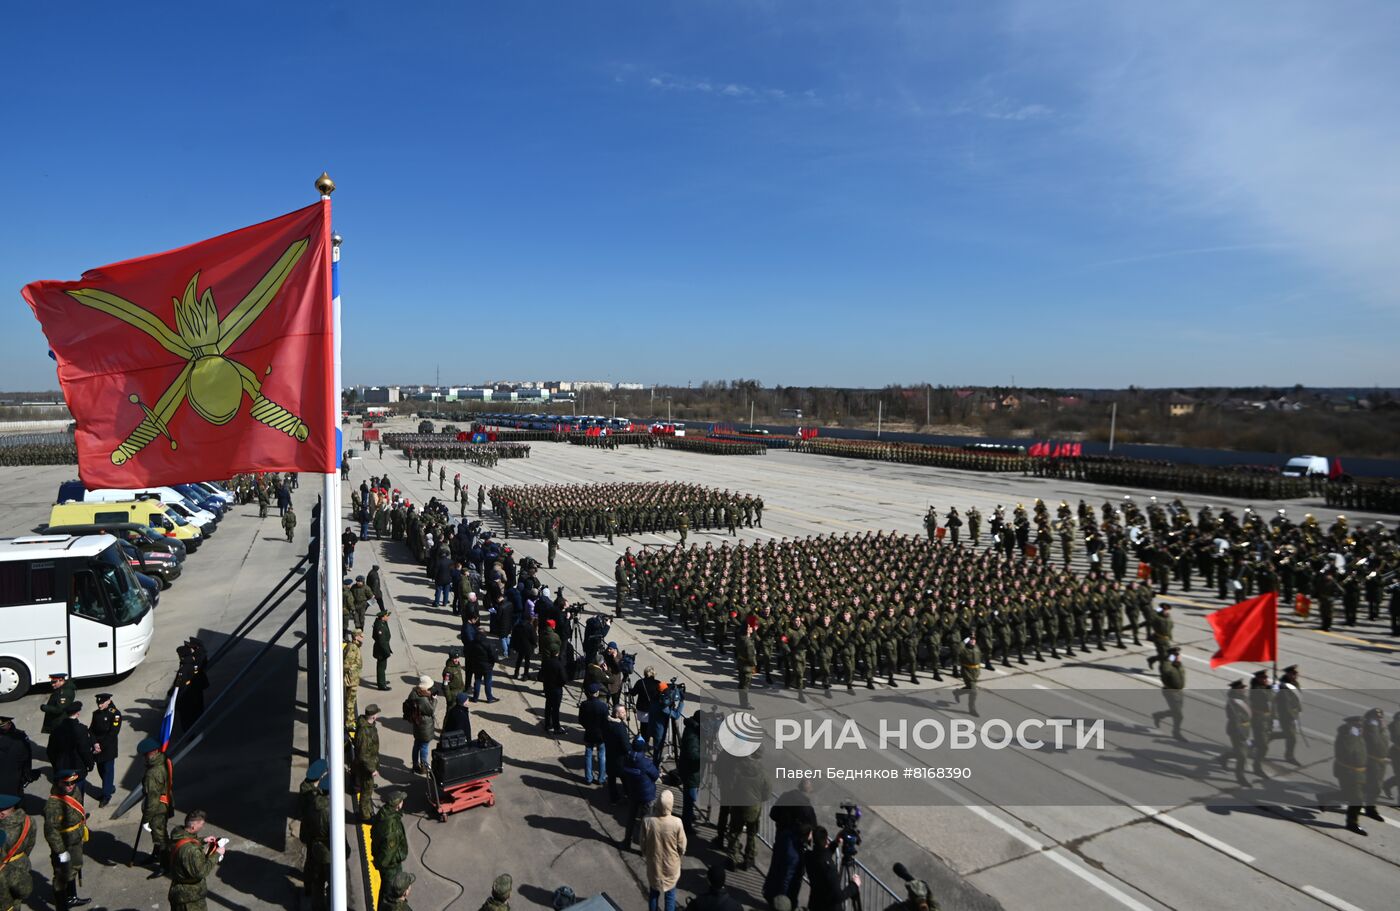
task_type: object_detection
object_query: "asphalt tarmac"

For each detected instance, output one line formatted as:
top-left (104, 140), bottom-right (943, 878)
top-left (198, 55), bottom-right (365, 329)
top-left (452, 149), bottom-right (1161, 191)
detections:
top-left (1, 422), bottom-right (1395, 911)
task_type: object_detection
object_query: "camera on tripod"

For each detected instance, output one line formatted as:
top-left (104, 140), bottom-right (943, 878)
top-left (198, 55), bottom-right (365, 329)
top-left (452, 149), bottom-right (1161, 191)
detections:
top-left (834, 802), bottom-right (862, 859)
top-left (661, 677), bottom-right (686, 719)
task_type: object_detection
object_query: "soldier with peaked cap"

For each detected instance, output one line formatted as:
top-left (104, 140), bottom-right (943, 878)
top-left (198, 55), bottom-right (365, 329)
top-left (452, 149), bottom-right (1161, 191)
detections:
top-left (1218, 680), bottom-right (1252, 788)
top-left (44, 769), bottom-right (90, 909)
top-left (40, 673), bottom-right (76, 735)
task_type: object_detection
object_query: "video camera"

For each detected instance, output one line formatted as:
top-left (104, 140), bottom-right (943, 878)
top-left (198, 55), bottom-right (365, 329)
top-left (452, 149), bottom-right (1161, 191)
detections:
top-left (660, 676), bottom-right (686, 719)
top-left (834, 802), bottom-right (862, 860)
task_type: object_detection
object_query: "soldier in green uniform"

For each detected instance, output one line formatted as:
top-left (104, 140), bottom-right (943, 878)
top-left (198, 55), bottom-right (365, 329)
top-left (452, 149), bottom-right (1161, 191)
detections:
top-left (898, 605), bottom-right (920, 684)
top-left (0, 793), bottom-right (36, 911)
top-left (380, 870), bottom-right (416, 911)
top-left (1274, 665), bottom-right (1302, 764)
top-left (967, 506), bottom-right (981, 547)
top-left (39, 673), bottom-right (76, 735)
top-left (1334, 716), bottom-right (1369, 834)
top-left (1146, 604), bottom-right (1173, 669)
top-left (442, 649), bottom-right (466, 706)
top-left (677, 510), bottom-right (689, 545)
top-left (282, 504), bottom-right (297, 542)
top-left (257, 482), bottom-right (270, 518)
top-left (787, 617), bottom-right (809, 702)
top-left (838, 610), bottom-right (859, 693)
top-left (1248, 670), bottom-right (1274, 779)
top-left (371, 789), bottom-right (408, 885)
top-left (344, 631), bottom-right (364, 732)
top-left (1217, 680), bottom-right (1252, 787)
top-left (856, 609), bottom-right (879, 690)
top-left (353, 708), bottom-right (381, 823)
top-left (952, 636), bottom-right (981, 717)
top-left (299, 761), bottom-right (330, 909)
top-left (614, 559), bottom-right (630, 618)
top-left (547, 520), bottom-right (560, 570)
top-left (167, 810), bottom-right (224, 911)
top-left (479, 874), bottom-right (512, 911)
top-left (1150, 648), bottom-right (1187, 741)
top-left (139, 737), bottom-right (173, 870)
top-left (735, 621), bottom-right (757, 709)
top-left (1361, 707), bottom-right (1389, 825)
top-left (44, 770), bottom-right (89, 909)
top-left (349, 576), bottom-right (372, 632)
top-left (811, 615), bottom-right (834, 692)
top-left (372, 609), bottom-right (393, 691)
top-left (477, 486), bottom-right (485, 517)
top-left (367, 565), bottom-right (386, 613)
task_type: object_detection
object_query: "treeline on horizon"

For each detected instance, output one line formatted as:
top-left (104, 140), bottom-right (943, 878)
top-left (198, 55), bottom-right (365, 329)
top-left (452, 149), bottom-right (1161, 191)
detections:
top-left (350, 381), bottom-right (1400, 461)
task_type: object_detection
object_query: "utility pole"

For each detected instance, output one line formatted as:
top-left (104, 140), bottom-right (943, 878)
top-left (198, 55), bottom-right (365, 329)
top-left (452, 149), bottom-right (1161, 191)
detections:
top-left (1108, 401), bottom-right (1118, 452)
top-left (750, 399), bottom-right (755, 428)
top-left (667, 398), bottom-right (672, 423)
top-left (877, 400), bottom-right (882, 438)
top-left (926, 384), bottom-right (931, 427)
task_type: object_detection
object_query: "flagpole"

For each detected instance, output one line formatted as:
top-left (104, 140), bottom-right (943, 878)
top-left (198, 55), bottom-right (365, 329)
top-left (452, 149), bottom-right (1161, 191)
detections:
top-left (317, 172), bottom-right (348, 911)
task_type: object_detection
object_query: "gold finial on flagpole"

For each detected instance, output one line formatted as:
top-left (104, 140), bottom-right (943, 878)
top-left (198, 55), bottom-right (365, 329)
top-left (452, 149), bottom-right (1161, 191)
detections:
top-left (316, 172), bottom-right (336, 198)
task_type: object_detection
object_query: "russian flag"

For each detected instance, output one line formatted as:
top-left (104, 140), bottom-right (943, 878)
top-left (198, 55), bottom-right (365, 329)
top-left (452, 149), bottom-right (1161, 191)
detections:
top-left (159, 686), bottom-right (180, 752)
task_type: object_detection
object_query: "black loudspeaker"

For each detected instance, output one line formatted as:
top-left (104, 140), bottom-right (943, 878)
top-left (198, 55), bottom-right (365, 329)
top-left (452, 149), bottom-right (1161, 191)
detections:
top-left (432, 741), bottom-right (504, 787)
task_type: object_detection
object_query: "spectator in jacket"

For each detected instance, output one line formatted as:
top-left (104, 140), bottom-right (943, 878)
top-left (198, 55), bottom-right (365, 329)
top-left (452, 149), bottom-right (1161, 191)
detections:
top-left (804, 827), bottom-right (861, 911)
top-left (406, 677), bottom-right (436, 774)
top-left (620, 735), bottom-right (660, 848)
top-left (641, 789), bottom-right (687, 911)
top-left (687, 864), bottom-right (743, 911)
top-left (604, 706), bottom-right (631, 803)
top-left (578, 684), bottom-right (610, 784)
top-left (432, 552), bottom-right (454, 608)
top-left (442, 692), bottom-right (473, 742)
top-left (677, 711), bottom-right (706, 837)
top-left (510, 611), bottom-right (538, 680)
top-left (464, 635), bottom-right (498, 703)
top-left (538, 650), bottom-right (567, 734)
top-left (765, 779), bottom-right (817, 907)
top-left (726, 748), bottom-right (771, 871)
top-left (493, 598), bottom-right (516, 657)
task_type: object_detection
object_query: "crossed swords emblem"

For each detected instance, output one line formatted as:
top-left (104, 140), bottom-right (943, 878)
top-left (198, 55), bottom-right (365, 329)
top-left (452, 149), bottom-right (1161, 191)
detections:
top-left (66, 239), bottom-right (312, 466)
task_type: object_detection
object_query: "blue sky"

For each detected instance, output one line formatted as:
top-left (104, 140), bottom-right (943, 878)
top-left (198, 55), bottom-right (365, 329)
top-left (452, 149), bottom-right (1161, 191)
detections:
top-left (4, 1), bottom-right (1398, 389)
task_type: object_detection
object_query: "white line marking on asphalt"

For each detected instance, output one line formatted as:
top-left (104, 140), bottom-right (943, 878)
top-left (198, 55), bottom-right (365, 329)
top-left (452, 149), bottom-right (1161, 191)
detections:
top-left (957, 802), bottom-right (1158, 911)
top-left (555, 548), bottom-right (614, 586)
top-left (1060, 770), bottom-right (1257, 864)
top-left (1030, 683), bottom-right (1137, 726)
top-left (1302, 885), bottom-right (1367, 911)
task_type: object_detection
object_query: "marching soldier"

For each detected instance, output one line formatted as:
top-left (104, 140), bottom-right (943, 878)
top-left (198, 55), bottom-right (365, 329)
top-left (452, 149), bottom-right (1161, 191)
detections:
top-left (1150, 648), bottom-right (1186, 741)
top-left (1335, 716), bottom-right (1369, 834)
top-left (547, 520), bottom-right (560, 570)
top-left (282, 503), bottom-right (297, 542)
top-left (952, 636), bottom-right (982, 717)
top-left (1362, 708), bottom-right (1389, 825)
top-left (735, 621), bottom-right (757, 709)
top-left (1218, 680), bottom-right (1252, 788)
top-left (1248, 670), bottom-right (1275, 779)
top-left (1274, 665), bottom-right (1303, 764)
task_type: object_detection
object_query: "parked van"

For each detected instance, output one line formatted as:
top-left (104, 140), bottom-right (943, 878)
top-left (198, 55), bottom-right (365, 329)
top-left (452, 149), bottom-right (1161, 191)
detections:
top-left (49, 500), bottom-right (201, 550)
top-left (1281, 455), bottom-right (1329, 478)
top-left (85, 488), bottom-right (218, 533)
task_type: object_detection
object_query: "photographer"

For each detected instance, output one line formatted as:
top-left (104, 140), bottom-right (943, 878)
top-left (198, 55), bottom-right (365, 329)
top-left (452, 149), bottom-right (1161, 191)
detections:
top-left (804, 826), bottom-right (860, 911)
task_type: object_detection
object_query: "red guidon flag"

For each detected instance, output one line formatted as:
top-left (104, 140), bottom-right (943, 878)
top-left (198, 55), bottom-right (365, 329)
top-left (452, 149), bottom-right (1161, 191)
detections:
top-left (23, 202), bottom-right (335, 487)
top-left (1206, 591), bottom-right (1278, 668)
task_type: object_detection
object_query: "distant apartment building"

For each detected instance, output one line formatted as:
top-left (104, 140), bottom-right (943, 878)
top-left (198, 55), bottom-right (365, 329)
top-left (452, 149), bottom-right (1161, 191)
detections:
top-left (360, 385), bottom-right (400, 404)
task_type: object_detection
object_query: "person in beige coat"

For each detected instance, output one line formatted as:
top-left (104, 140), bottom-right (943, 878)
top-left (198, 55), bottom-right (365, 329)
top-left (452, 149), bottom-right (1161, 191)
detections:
top-left (642, 788), bottom-right (688, 911)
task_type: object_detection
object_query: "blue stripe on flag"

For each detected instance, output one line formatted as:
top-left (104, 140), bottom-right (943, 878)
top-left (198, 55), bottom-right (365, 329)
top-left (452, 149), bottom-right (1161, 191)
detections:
top-left (160, 686), bottom-right (179, 752)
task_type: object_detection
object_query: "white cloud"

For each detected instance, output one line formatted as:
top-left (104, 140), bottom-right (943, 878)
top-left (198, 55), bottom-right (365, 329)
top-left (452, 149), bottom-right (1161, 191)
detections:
top-left (631, 68), bottom-right (810, 105)
top-left (1006, 0), bottom-right (1400, 307)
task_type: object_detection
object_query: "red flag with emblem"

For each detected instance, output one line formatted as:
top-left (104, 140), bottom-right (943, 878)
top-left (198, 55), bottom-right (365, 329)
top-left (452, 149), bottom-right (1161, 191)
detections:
top-left (23, 202), bottom-right (335, 488)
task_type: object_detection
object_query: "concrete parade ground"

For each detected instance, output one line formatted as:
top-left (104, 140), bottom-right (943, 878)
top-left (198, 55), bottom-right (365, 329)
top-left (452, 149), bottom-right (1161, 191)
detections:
top-left (1, 415), bottom-right (1397, 911)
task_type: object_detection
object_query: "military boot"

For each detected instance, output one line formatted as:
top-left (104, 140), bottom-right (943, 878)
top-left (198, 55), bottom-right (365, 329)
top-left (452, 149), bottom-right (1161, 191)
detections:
top-left (1345, 806), bottom-right (1368, 836)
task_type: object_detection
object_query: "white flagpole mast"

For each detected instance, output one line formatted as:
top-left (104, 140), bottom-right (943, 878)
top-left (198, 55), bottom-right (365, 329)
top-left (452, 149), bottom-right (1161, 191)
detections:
top-left (317, 172), bottom-right (348, 911)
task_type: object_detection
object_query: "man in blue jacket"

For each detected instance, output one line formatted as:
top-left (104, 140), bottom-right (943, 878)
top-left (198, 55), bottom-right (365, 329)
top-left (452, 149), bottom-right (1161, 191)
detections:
top-left (618, 734), bottom-right (659, 848)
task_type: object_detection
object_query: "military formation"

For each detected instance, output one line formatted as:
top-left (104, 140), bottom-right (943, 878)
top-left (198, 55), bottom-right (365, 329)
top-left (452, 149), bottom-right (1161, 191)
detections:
top-left (567, 431), bottom-right (658, 448)
top-left (0, 435), bottom-right (77, 466)
top-left (382, 433), bottom-right (531, 465)
top-left (1326, 478), bottom-right (1400, 515)
top-left (657, 436), bottom-right (766, 455)
top-left (625, 529), bottom-right (1157, 705)
top-left (487, 482), bottom-right (764, 541)
top-left (1033, 456), bottom-right (1310, 499)
top-left (792, 437), bottom-right (1028, 472)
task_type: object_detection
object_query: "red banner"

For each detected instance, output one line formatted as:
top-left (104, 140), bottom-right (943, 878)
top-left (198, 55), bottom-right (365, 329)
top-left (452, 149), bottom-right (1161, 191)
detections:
top-left (23, 202), bottom-right (335, 487)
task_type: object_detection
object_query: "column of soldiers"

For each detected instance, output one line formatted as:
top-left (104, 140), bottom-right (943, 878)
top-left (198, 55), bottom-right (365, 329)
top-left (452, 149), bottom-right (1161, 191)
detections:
top-left (1326, 479), bottom-right (1400, 515)
top-left (657, 437), bottom-right (767, 456)
top-left (567, 431), bottom-right (659, 448)
top-left (0, 437), bottom-right (77, 466)
top-left (487, 482), bottom-right (764, 541)
top-left (625, 529), bottom-right (1157, 700)
top-left (1033, 456), bottom-right (1309, 500)
top-left (792, 438), bottom-right (1029, 472)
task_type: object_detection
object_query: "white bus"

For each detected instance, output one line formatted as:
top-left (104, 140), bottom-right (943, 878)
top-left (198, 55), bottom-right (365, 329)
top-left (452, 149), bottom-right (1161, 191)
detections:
top-left (0, 535), bottom-right (155, 702)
